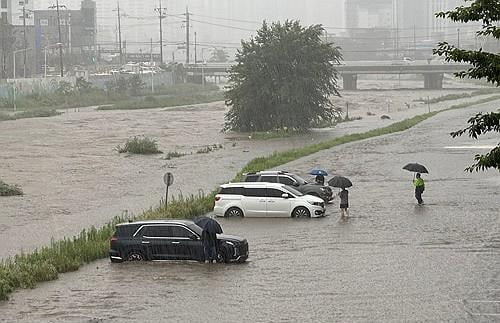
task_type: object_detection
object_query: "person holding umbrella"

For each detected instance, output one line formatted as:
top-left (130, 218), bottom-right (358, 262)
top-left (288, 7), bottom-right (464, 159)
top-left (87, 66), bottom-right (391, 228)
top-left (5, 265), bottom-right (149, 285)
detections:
top-left (328, 176), bottom-right (352, 218)
top-left (195, 216), bottom-right (223, 263)
top-left (309, 169), bottom-right (327, 185)
top-left (413, 173), bottom-right (425, 205)
top-left (338, 188), bottom-right (349, 218)
top-left (403, 163), bottom-right (428, 205)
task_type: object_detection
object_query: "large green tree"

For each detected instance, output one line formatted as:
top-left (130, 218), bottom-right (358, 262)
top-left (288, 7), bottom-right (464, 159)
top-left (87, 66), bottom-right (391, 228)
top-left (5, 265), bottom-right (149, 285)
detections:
top-left (434, 0), bottom-right (500, 172)
top-left (224, 20), bottom-right (342, 132)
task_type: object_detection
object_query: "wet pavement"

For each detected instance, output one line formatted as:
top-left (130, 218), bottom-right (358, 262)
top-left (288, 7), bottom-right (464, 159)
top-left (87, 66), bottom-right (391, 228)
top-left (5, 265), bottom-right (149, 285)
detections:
top-left (1, 101), bottom-right (499, 322)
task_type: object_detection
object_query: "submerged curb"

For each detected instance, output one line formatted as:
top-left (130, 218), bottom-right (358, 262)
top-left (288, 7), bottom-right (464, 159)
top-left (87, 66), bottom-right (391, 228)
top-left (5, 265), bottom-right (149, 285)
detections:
top-left (1, 95), bottom-right (499, 301)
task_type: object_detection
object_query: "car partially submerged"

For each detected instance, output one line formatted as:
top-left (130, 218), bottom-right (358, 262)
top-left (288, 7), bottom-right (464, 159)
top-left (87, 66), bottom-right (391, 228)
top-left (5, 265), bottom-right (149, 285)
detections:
top-left (243, 170), bottom-right (333, 202)
top-left (109, 220), bottom-right (248, 263)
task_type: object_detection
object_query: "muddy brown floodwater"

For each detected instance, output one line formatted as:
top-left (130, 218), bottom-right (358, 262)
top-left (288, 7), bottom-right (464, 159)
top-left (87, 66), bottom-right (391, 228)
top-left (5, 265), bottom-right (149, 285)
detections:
top-left (0, 82), bottom-right (494, 259)
top-left (1, 96), bottom-right (499, 322)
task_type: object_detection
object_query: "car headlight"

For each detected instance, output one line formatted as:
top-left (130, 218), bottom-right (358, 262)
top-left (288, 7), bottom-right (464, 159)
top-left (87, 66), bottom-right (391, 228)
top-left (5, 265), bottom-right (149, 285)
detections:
top-left (320, 187), bottom-right (326, 192)
top-left (308, 201), bottom-right (323, 206)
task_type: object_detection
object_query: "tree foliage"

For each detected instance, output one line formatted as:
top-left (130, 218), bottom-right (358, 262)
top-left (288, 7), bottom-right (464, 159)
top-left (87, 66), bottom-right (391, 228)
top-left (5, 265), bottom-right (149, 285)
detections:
top-left (224, 20), bottom-right (342, 132)
top-left (434, 0), bottom-right (500, 172)
top-left (209, 48), bottom-right (230, 63)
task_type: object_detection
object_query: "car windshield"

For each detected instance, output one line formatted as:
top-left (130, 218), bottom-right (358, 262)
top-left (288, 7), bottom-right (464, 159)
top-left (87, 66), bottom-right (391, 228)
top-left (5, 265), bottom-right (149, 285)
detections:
top-left (290, 174), bottom-right (308, 185)
top-left (285, 185), bottom-right (304, 197)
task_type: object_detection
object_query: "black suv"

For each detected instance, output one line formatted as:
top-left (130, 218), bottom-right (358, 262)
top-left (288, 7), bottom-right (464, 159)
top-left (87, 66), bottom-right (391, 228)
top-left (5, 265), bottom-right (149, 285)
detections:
top-left (244, 171), bottom-right (333, 202)
top-left (109, 220), bottom-right (248, 263)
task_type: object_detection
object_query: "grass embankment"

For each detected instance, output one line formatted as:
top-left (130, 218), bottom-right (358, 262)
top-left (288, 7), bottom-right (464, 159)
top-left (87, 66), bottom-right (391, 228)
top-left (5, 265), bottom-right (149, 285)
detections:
top-left (417, 88), bottom-right (500, 104)
top-left (0, 109), bottom-right (61, 121)
top-left (1, 94), bottom-right (500, 301)
top-left (0, 180), bottom-right (23, 196)
top-left (0, 83), bottom-right (223, 121)
top-left (97, 84), bottom-right (223, 111)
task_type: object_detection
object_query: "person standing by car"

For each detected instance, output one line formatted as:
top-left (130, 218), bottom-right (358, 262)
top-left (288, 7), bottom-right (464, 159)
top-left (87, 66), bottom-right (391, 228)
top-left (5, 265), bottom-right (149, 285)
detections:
top-left (338, 188), bottom-right (349, 217)
top-left (202, 229), bottom-right (217, 263)
top-left (315, 174), bottom-right (325, 185)
top-left (413, 173), bottom-right (425, 205)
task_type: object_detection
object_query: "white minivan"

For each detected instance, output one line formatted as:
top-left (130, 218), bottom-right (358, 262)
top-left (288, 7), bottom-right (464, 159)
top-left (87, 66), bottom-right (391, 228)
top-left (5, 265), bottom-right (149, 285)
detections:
top-left (214, 182), bottom-right (326, 218)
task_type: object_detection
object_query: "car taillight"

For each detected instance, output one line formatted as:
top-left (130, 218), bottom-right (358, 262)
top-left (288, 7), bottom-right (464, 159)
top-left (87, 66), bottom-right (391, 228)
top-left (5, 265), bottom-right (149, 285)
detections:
top-left (110, 235), bottom-right (118, 242)
top-left (215, 196), bottom-right (221, 202)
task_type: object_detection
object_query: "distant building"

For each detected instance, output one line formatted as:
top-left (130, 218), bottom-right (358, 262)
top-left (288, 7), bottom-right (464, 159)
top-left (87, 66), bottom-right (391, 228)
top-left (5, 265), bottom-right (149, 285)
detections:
top-left (33, 0), bottom-right (96, 73)
top-left (0, 0), bottom-right (34, 26)
top-left (341, 0), bottom-right (479, 60)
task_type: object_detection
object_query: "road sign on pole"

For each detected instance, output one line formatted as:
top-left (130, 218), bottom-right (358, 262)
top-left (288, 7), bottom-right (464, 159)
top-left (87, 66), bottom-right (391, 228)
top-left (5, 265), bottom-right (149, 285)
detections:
top-left (163, 172), bottom-right (174, 213)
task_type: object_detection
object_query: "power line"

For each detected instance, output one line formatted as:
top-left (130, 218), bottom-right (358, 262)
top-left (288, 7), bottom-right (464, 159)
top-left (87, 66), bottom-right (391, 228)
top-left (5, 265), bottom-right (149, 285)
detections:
top-left (189, 18), bottom-right (256, 32)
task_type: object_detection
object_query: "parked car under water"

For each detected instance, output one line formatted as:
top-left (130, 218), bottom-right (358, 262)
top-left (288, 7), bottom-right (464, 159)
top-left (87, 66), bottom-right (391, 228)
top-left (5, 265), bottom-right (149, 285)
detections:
top-left (109, 220), bottom-right (248, 263)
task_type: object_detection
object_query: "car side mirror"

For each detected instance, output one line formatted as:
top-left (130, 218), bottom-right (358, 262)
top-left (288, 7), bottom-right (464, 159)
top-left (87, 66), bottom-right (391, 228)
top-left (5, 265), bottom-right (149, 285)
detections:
top-left (189, 234), bottom-right (199, 241)
top-left (281, 193), bottom-right (289, 199)
top-left (293, 182), bottom-right (300, 187)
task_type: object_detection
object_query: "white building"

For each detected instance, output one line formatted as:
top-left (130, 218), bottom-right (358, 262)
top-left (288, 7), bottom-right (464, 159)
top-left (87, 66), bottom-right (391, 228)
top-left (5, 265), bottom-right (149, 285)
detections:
top-left (1, 0), bottom-right (35, 25)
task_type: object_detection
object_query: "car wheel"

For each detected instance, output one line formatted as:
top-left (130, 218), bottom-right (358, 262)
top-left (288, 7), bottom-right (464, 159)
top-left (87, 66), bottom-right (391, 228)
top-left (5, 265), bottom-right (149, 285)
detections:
top-left (127, 250), bottom-right (145, 261)
top-left (225, 207), bottom-right (244, 218)
top-left (217, 249), bottom-right (230, 263)
top-left (292, 207), bottom-right (311, 218)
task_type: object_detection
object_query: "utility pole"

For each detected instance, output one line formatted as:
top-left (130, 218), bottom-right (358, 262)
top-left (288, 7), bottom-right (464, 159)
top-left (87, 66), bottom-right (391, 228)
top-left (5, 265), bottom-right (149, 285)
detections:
top-left (457, 28), bottom-right (461, 48)
top-left (115, 1), bottom-right (123, 65)
top-left (194, 31), bottom-right (197, 64)
top-left (56, 0), bottom-right (64, 76)
top-left (150, 37), bottom-right (154, 93)
top-left (0, 18), bottom-right (5, 79)
top-left (185, 7), bottom-right (190, 64)
top-left (49, 0), bottom-right (65, 77)
top-left (22, 5), bottom-right (27, 78)
top-left (413, 24), bottom-right (416, 58)
top-left (154, 0), bottom-right (166, 65)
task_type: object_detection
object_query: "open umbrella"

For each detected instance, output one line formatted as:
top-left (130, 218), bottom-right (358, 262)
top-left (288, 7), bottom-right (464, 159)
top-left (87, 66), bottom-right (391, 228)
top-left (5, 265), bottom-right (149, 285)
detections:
top-left (328, 176), bottom-right (353, 188)
top-left (194, 216), bottom-right (223, 234)
top-left (309, 169), bottom-right (328, 176)
top-left (403, 163), bottom-right (429, 174)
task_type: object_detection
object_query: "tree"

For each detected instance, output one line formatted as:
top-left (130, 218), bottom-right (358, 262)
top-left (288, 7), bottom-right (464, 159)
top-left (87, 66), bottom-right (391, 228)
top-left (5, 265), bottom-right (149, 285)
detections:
top-left (433, 0), bottom-right (500, 172)
top-left (224, 20), bottom-right (342, 132)
top-left (128, 75), bottom-right (145, 96)
top-left (209, 48), bottom-right (229, 63)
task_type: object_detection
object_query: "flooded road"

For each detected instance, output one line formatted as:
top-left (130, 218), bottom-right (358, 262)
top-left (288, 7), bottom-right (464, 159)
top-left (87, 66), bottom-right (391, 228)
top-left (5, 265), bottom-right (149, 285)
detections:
top-left (2, 85), bottom-right (486, 259)
top-left (1, 101), bottom-right (499, 322)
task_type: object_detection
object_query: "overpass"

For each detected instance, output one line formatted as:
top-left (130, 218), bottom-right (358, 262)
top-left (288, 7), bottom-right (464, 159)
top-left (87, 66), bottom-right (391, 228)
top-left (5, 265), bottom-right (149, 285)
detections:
top-left (186, 62), bottom-right (471, 90)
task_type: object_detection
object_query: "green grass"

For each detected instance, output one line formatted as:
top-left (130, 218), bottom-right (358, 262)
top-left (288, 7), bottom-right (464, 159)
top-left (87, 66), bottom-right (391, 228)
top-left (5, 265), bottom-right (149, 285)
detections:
top-left (1, 94), bottom-right (499, 301)
top-left (0, 180), bottom-right (23, 197)
top-left (416, 88), bottom-right (500, 104)
top-left (0, 83), bottom-right (223, 122)
top-left (97, 91), bottom-right (223, 111)
top-left (117, 136), bottom-right (163, 155)
top-left (0, 109), bottom-right (61, 121)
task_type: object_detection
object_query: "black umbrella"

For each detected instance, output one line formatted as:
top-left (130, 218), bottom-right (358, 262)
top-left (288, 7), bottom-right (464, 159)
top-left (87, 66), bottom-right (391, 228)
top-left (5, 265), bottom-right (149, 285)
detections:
top-left (403, 163), bottom-right (429, 174)
top-left (328, 176), bottom-right (353, 188)
top-left (194, 216), bottom-right (223, 234)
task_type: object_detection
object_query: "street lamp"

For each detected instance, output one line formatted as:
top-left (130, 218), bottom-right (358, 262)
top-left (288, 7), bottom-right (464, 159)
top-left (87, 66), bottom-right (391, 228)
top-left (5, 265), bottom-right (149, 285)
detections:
top-left (13, 48), bottom-right (32, 79)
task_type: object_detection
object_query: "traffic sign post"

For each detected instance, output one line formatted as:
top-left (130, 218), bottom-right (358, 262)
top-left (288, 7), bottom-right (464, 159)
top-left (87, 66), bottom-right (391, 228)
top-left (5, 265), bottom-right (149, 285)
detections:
top-left (163, 172), bottom-right (174, 214)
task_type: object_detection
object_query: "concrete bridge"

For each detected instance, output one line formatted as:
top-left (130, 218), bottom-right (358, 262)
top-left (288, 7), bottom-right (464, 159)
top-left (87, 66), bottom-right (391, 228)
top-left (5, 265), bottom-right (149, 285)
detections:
top-left (186, 61), bottom-right (471, 90)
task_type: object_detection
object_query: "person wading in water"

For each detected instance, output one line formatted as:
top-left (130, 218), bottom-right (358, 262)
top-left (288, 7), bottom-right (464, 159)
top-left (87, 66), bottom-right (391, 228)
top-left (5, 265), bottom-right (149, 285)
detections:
top-left (413, 173), bottom-right (425, 205)
top-left (338, 188), bottom-right (349, 218)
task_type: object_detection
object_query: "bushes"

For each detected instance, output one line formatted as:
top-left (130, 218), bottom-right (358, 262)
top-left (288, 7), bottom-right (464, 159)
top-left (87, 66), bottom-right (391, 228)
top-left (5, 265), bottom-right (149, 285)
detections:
top-left (117, 136), bottom-right (163, 155)
top-left (0, 180), bottom-right (23, 196)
